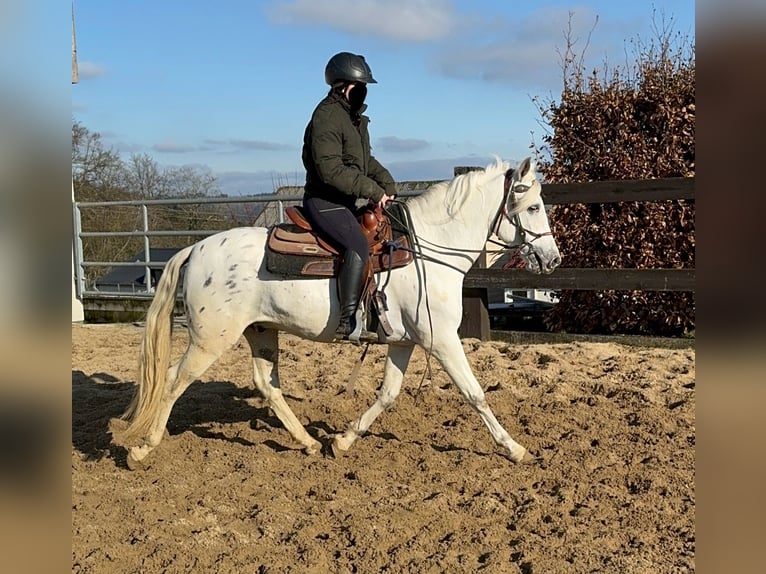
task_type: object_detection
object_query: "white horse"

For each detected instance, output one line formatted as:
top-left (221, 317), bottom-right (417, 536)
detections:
top-left (112, 157), bottom-right (561, 468)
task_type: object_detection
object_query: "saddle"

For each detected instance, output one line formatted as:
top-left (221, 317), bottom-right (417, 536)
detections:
top-left (265, 203), bottom-right (414, 340)
top-left (266, 204), bottom-right (413, 277)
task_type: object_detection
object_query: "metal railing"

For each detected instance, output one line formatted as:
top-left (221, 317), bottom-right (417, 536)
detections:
top-left (74, 193), bottom-right (298, 298)
top-left (72, 190), bottom-right (426, 299)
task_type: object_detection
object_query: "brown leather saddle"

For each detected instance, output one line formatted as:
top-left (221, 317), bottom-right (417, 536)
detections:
top-left (266, 204), bottom-right (413, 277)
top-left (265, 203), bottom-right (414, 339)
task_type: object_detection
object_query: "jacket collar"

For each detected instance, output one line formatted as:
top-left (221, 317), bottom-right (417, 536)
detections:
top-left (329, 91), bottom-right (367, 117)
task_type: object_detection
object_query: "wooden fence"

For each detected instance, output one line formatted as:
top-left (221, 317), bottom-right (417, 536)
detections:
top-left (458, 177), bottom-right (695, 340)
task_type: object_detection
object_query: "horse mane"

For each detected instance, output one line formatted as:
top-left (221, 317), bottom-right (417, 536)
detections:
top-left (432, 156), bottom-right (541, 218)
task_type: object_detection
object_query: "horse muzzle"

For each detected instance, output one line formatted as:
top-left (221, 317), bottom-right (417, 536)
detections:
top-left (523, 247), bottom-right (560, 275)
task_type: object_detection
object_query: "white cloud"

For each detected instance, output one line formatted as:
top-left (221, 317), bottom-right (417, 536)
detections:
top-left (203, 139), bottom-right (294, 152)
top-left (98, 131), bottom-right (144, 154)
top-left (152, 142), bottom-right (197, 154)
top-left (432, 6), bottom-right (637, 90)
top-left (376, 136), bottom-right (430, 153)
top-left (266, 3), bottom-right (666, 89)
top-left (385, 155), bottom-right (501, 182)
top-left (228, 139), bottom-right (294, 152)
top-left (266, 0), bottom-right (455, 42)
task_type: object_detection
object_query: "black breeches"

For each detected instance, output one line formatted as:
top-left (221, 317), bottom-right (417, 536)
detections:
top-left (302, 196), bottom-right (369, 261)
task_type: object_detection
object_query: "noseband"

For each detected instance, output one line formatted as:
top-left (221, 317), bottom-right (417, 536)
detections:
top-left (491, 169), bottom-right (553, 248)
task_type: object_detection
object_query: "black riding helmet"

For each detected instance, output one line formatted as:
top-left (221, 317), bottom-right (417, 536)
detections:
top-left (324, 52), bottom-right (377, 85)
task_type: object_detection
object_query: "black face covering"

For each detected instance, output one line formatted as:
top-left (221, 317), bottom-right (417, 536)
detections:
top-left (348, 83), bottom-right (367, 114)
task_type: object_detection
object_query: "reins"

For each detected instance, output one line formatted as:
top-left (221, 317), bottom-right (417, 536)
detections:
top-left (383, 170), bottom-right (545, 272)
top-left (387, 200), bottom-right (437, 397)
top-left (375, 169), bottom-right (551, 398)
top-left (375, 172), bottom-right (502, 396)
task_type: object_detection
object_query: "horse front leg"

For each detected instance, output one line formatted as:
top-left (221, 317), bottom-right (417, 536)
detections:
top-left (431, 334), bottom-right (530, 463)
top-left (332, 344), bottom-right (414, 456)
top-left (244, 326), bottom-right (322, 455)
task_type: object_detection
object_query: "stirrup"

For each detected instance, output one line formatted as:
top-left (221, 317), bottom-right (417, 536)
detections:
top-left (334, 327), bottom-right (378, 344)
top-left (347, 326), bottom-right (380, 345)
top-left (336, 306), bottom-right (379, 345)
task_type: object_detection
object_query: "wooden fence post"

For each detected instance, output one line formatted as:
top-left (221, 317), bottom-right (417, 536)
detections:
top-left (454, 166), bottom-right (490, 341)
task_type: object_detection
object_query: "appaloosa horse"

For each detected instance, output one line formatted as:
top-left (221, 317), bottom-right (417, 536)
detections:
top-left (112, 157), bottom-right (561, 468)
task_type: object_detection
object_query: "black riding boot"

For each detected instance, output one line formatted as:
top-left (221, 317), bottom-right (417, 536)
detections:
top-left (335, 251), bottom-right (378, 342)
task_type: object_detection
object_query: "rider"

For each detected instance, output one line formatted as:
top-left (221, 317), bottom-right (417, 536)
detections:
top-left (302, 52), bottom-right (396, 340)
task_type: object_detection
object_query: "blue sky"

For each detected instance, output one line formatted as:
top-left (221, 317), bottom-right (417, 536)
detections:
top-left (72, 0), bottom-right (695, 195)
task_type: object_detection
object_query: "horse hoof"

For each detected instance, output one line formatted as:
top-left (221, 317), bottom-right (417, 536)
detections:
top-left (503, 446), bottom-right (534, 464)
top-left (330, 438), bottom-right (349, 459)
top-left (126, 450), bottom-right (150, 471)
top-left (518, 449), bottom-right (537, 464)
top-left (303, 440), bottom-right (322, 456)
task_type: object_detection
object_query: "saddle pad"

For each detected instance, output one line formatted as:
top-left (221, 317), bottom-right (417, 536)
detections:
top-left (266, 234), bottom-right (414, 278)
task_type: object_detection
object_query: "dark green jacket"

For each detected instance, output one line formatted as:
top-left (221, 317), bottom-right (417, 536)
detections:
top-left (302, 91), bottom-right (395, 206)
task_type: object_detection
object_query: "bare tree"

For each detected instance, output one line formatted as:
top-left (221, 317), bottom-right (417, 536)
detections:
top-left (124, 153), bottom-right (165, 199)
top-left (72, 120), bottom-right (128, 200)
top-left (72, 120), bottom-right (230, 284)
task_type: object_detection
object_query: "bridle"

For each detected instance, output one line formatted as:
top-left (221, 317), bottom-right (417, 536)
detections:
top-left (382, 168), bottom-right (553, 275)
top-left (489, 169), bottom-right (553, 251)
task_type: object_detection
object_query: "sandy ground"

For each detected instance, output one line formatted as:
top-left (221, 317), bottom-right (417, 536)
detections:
top-left (72, 323), bottom-right (695, 573)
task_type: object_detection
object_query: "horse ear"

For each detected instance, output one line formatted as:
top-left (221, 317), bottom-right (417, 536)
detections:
top-left (517, 157), bottom-right (531, 178)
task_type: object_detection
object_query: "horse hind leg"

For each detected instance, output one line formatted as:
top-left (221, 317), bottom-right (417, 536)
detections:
top-left (126, 343), bottom-right (220, 469)
top-left (333, 344), bottom-right (414, 456)
top-left (243, 326), bottom-right (321, 455)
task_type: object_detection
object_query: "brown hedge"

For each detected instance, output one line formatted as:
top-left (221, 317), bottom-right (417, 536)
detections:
top-left (533, 34), bottom-right (695, 336)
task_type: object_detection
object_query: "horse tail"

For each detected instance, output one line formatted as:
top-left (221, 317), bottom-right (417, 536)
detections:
top-left (115, 244), bottom-right (195, 444)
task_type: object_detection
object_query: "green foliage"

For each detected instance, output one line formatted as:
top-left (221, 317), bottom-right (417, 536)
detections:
top-left (533, 17), bottom-right (695, 336)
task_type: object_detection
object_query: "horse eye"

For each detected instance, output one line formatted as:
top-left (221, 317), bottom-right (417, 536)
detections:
top-left (514, 184), bottom-right (530, 193)
top-left (527, 205), bottom-right (540, 214)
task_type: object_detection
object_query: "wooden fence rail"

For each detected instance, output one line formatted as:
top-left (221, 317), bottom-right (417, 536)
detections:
top-left (464, 268), bottom-right (695, 292)
top-left (542, 177), bottom-right (693, 204)
top-left (458, 176), bottom-right (695, 340)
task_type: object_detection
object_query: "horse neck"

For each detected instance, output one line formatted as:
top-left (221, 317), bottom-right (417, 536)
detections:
top-left (406, 174), bottom-right (503, 271)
